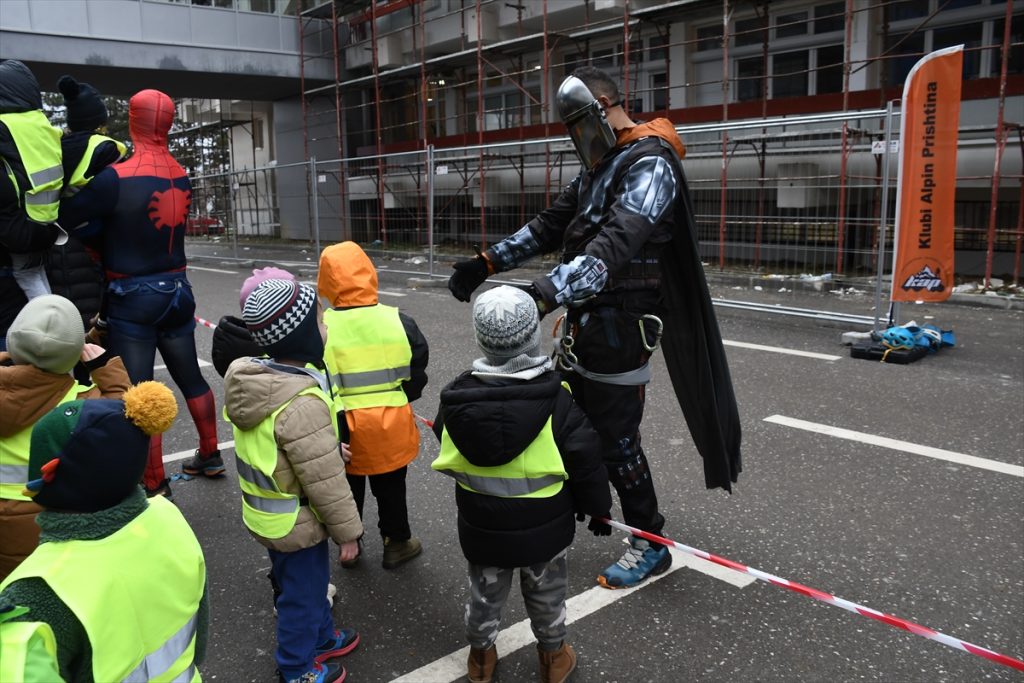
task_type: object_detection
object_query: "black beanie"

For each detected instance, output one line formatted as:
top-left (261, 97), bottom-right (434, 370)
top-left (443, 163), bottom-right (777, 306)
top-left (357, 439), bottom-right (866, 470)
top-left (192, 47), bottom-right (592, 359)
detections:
top-left (58, 75), bottom-right (108, 132)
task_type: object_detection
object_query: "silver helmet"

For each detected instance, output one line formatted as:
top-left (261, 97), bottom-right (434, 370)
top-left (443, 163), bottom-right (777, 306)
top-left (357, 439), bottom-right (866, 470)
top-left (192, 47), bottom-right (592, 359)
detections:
top-left (556, 75), bottom-right (617, 169)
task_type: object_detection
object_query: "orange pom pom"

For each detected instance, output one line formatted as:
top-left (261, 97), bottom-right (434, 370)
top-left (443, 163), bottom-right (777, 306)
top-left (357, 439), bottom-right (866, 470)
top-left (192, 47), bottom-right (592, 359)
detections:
top-left (123, 381), bottom-right (178, 436)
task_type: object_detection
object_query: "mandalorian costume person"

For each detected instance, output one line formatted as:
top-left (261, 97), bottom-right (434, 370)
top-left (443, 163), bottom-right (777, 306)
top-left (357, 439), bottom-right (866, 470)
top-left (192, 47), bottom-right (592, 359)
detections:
top-left (447, 66), bottom-right (741, 589)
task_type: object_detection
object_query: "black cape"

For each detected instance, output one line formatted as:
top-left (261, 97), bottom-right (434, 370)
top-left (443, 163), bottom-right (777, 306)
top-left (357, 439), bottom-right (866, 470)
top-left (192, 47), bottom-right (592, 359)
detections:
top-left (659, 141), bottom-right (742, 492)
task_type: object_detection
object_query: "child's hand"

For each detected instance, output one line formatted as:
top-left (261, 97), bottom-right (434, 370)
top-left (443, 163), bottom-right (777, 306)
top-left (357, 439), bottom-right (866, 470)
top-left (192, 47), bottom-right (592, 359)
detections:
top-left (338, 540), bottom-right (359, 564)
top-left (340, 442), bottom-right (352, 463)
top-left (81, 343), bottom-right (105, 361)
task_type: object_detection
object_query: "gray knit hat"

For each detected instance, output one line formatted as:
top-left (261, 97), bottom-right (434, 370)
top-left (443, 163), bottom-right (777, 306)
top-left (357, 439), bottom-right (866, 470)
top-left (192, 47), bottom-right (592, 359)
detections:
top-left (473, 285), bottom-right (542, 364)
top-left (6, 295), bottom-right (84, 374)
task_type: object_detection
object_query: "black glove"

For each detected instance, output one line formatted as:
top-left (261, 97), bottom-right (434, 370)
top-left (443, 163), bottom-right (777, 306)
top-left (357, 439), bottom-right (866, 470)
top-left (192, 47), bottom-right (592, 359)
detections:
top-left (447, 257), bottom-right (488, 302)
top-left (588, 516), bottom-right (612, 537)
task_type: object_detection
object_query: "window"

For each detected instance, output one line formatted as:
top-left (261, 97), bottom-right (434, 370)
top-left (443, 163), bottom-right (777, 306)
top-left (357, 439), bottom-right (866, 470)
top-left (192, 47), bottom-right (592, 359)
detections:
top-left (651, 72), bottom-right (669, 111)
top-left (933, 24), bottom-right (984, 78)
top-left (735, 17), bottom-right (766, 46)
top-left (993, 17), bottom-right (1024, 76)
top-left (648, 35), bottom-right (669, 62)
top-left (252, 118), bottom-right (264, 150)
top-left (816, 44), bottom-right (844, 93)
top-left (564, 52), bottom-right (585, 76)
top-left (776, 12), bottom-right (808, 38)
top-left (884, 32), bottom-right (926, 85)
top-left (737, 57), bottom-right (764, 100)
top-left (887, 1), bottom-right (928, 21)
top-left (773, 50), bottom-right (809, 98)
top-left (813, 1), bottom-right (844, 34)
top-left (483, 92), bottom-right (526, 131)
top-left (697, 25), bottom-right (723, 51)
top-left (592, 48), bottom-right (615, 71)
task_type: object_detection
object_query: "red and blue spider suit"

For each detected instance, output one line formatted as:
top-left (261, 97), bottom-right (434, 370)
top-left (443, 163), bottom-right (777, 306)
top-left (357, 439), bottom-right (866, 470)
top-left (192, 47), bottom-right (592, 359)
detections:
top-left (59, 89), bottom-right (221, 496)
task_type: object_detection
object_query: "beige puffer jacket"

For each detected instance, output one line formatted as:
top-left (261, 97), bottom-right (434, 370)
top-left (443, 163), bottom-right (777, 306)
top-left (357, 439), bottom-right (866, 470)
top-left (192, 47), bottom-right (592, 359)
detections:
top-left (224, 358), bottom-right (362, 552)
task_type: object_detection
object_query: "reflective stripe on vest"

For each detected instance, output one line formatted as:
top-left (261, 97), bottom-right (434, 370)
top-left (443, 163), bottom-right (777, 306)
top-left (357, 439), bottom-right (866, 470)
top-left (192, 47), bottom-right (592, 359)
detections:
top-left (0, 111), bottom-right (63, 223)
top-left (323, 305), bottom-right (411, 412)
top-left (230, 385), bottom-right (338, 538)
top-left (0, 619), bottom-right (62, 683)
top-left (65, 134), bottom-right (127, 194)
top-left (0, 383), bottom-right (87, 501)
top-left (432, 415), bottom-right (566, 498)
top-left (0, 497), bottom-right (205, 683)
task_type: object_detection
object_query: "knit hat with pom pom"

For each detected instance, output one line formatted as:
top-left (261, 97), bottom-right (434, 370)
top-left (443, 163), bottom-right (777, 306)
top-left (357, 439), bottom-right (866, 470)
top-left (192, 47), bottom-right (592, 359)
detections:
top-left (24, 381), bottom-right (178, 512)
top-left (57, 75), bottom-right (108, 133)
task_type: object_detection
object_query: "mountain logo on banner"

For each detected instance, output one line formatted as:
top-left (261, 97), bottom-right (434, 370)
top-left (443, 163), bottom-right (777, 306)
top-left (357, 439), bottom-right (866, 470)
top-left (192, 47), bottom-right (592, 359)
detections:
top-left (901, 265), bottom-right (945, 293)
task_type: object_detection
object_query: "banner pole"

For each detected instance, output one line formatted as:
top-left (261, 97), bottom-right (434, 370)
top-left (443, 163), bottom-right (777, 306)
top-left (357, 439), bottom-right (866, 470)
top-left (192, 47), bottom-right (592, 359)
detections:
top-left (874, 101), bottom-right (896, 331)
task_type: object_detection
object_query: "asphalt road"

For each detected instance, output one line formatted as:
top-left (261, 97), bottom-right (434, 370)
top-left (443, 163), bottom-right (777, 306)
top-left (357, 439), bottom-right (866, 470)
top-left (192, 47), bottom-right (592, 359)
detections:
top-left (157, 242), bottom-right (1023, 683)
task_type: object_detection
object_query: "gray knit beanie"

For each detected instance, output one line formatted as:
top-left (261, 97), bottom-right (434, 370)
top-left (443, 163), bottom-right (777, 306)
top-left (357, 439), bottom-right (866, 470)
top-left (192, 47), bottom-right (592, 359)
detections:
top-left (473, 286), bottom-right (542, 365)
top-left (6, 295), bottom-right (84, 374)
top-left (242, 279), bottom-right (324, 366)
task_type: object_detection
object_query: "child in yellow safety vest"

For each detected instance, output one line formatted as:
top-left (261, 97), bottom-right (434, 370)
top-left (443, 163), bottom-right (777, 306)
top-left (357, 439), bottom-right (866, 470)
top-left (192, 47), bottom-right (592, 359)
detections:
top-left (317, 241), bottom-right (429, 570)
top-left (431, 285), bottom-right (612, 683)
top-left (226, 277), bottom-right (363, 683)
top-left (0, 294), bottom-right (130, 581)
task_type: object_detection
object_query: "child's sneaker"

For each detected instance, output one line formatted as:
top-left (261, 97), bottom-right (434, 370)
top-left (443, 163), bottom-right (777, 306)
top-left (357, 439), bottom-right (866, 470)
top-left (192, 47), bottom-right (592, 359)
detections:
top-left (382, 536), bottom-right (422, 569)
top-left (279, 662), bottom-right (345, 683)
top-left (314, 628), bottom-right (360, 663)
top-left (181, 449), bottom-right (225, 477)
top-left (597, 537), bottom-right (671, 589)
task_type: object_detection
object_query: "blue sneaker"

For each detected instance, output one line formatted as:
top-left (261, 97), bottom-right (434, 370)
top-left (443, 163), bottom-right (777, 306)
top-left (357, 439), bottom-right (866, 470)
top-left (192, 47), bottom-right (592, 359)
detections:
top-left (597, 537), bottom-right (672, 589)
top-left (279, 661), bottom-right (345, 683)
top-left (314, 628), bottom-right (360, 664)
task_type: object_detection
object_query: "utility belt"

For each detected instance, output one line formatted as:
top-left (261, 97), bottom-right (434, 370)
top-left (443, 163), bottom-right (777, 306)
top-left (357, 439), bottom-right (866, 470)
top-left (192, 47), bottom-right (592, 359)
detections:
top-left (553, 300), bottom-right (663, 387)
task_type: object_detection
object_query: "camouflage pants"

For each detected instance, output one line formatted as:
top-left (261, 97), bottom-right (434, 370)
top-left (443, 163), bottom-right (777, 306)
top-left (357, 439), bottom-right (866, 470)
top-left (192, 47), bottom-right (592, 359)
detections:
top-left (465, 548), bottom-right (569, 650)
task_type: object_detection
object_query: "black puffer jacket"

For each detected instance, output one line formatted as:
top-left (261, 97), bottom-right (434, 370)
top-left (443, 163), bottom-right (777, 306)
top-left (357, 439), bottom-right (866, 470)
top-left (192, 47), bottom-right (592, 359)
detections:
top-left (433, 369), bottom-right (611, 568)
top-left (46, 236), bottom-right (103, 329)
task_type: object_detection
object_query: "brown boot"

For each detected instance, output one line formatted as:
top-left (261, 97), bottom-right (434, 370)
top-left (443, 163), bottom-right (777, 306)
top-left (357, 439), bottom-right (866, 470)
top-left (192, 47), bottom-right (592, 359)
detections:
top-left (467, 645), bottom-right (497, 683)
top-left (382, 536), bottom-right (422, 569)
top-left (538, 642), bottom-right (576, 683)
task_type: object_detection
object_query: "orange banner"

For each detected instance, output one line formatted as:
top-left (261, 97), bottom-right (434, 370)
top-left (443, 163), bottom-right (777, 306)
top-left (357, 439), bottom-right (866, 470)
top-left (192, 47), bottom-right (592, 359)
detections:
top-left (891, 45), bottom-right (963, 302)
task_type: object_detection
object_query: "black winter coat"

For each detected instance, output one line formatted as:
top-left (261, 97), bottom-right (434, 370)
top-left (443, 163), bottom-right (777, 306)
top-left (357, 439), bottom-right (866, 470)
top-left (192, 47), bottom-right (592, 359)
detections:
top-left (45, 236), bottom-right (104, 329)
top-left (433, 369), bottom-right (611, 568)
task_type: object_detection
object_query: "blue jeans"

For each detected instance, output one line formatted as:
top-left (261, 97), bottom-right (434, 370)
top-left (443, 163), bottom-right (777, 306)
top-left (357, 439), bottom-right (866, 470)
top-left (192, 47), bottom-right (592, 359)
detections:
top-left (268, 540), bottom-right (336, 680)
top-left (105, 272), bottom-right (210, 398)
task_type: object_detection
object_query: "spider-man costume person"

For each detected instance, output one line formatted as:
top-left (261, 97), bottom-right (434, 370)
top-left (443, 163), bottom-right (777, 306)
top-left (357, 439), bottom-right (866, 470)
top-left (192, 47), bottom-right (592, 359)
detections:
top-left (59, 89), bottom-right (222, 497)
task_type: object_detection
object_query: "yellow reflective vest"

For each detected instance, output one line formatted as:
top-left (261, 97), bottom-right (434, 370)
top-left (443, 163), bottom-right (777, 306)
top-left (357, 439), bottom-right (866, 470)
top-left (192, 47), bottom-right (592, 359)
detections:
top-left (230, 383), bottom-right (338, 539)
top-left (0, 383), bottom-right (87, 501)
top-left (322, 305), bottom-right (411, 411)
top-left (0, 613), bottom-right (63, 683)
top-left (64, 133), bottom-right (127, 195)
top-left (433, 416), bottom-right (567, 498)
top-left (0, 497), bottom-right (206, 683)
top-left (0, 110), bottom-right (63, 223)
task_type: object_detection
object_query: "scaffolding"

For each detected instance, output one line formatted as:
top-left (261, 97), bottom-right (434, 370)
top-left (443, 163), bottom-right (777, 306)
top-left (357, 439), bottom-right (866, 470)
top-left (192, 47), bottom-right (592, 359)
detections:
top-left (295, 0), bottom-right (1023, 283)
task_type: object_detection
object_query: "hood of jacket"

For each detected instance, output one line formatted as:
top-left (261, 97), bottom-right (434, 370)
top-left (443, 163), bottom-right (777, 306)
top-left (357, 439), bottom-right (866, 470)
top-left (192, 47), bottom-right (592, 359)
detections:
top-left (0, 60), bottom-right (42, 113)
top-left (318, 241), bottom-right (378, 307)
top-left (439, 371), bottom-right (562, 467)
top-left (0, 354), bottom-right (76, 437)
top-left (128, 89), bottom-right (173, 149)
top-left (617, 117), bottom-right (686, 160)
top-left (224, 358), bottom-right (319, 431)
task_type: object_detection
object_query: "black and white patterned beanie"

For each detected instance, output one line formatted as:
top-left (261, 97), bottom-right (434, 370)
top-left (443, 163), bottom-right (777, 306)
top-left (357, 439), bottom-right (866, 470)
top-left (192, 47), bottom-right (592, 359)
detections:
top-left (242, 279), bottom-right (323, 365)
top-left (473, 285), bottom-right (542, 365)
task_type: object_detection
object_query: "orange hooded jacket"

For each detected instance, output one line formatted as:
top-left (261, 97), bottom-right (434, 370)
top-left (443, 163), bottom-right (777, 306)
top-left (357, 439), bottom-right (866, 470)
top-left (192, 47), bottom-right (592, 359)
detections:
top-left (318, 242), bottom-right (420, 475)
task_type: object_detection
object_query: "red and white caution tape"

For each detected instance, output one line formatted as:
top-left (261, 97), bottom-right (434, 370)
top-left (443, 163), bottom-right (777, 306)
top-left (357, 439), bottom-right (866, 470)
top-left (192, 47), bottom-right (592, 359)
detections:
top-left (194, 316), bottom-right (218, 330)
top-left (601, 518), bottom-right (1024, 672)
top-left (413, 412), bottom-right (434, 428)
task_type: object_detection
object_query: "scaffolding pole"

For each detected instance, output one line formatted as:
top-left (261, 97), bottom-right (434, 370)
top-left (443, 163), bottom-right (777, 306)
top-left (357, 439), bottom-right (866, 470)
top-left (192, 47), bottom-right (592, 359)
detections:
top-left (984, 0), bottom-right (1014, 288)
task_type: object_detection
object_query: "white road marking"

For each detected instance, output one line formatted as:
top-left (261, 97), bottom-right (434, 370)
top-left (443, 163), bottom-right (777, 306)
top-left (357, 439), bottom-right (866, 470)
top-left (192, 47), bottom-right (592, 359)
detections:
top-left (764, 415), bottom-right (1024, 477)
top-left (391, 546), bottom-right (752, 683)
top-left (154, 358), bottom-right (212, 371)
top-left (189, 266), bottom-right (238, 275)
top-left (163, 440), bottom-right (234, 464)
top-left (378, 290), bottom-right (407, 298)
top-left (724, 339), bottom-right (842, 361)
